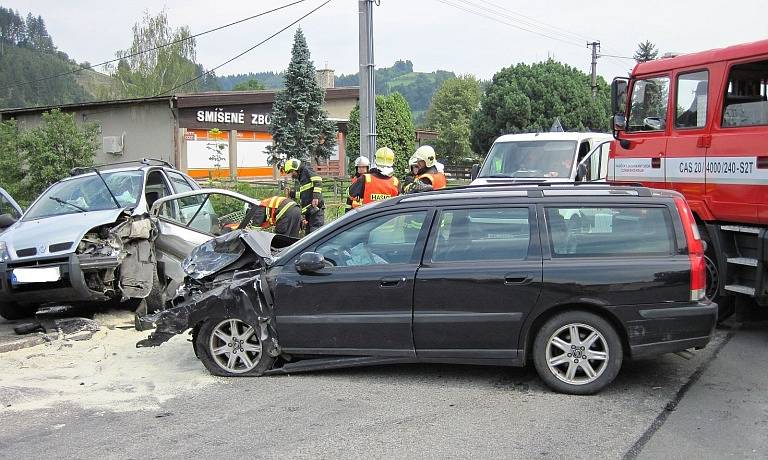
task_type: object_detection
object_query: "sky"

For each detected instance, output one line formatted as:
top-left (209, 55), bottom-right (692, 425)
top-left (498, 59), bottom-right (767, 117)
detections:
top-left (4, 0), bottom-right (768, 82)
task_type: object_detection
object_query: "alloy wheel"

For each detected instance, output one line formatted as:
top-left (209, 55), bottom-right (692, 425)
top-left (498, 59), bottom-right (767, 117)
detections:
top-left (546, 323), bottom-right (609, 385)
top-left (208, 319), bottom-right (262, 374)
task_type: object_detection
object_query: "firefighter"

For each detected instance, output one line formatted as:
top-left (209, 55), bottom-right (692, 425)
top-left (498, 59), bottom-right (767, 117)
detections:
top-left (282, 158), bottom-right (325, 234)
top-left (247, 196), bottom-right (302, 238)
top-left (348, 147), bottom-right (400, 208)
top-left (403, 145), bottom-right (447, 194)
top-left (345, 156), bottom-right (371, 213)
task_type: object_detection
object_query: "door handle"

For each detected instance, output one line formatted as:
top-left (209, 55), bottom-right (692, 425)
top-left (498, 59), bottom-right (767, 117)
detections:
top-left (504, 274), bottom-right (533, 285)
top-left (380, 277), bottom-right (406, 288)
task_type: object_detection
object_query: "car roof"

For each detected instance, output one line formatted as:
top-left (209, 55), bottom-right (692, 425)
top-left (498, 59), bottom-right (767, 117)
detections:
top-left (492, 132), bottom-right (612, 144)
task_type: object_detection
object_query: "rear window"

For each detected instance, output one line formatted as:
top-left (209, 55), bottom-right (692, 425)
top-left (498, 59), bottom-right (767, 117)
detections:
top-left (432, 208), bottom-right (530, 262)
top-left (546, 206), bottom-right (674, 257)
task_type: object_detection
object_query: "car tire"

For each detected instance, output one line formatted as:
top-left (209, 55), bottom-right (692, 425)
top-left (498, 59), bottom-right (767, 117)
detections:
top-left (0, 302), bottom-right (37, 321)
top-left (533, 311), bottom-right (623, 395)
top-left (195, 317), bottom-right (275, 377)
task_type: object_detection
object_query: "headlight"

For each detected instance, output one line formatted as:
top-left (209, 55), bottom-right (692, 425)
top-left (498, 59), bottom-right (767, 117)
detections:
top-left (0, 241), bottom-right (9, 262)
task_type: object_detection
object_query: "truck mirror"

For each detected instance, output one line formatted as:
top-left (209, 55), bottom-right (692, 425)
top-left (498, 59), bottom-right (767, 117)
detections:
top-left (470, 164), bottom-right (480, 181)
top-left (613, 114), bottom-right (627, 134)
top-left (611, 78), bottom-right (628, 115)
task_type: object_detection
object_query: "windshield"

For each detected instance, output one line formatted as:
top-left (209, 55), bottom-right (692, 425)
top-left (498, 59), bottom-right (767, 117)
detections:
top-left (478, 140), bottom-right (578, 179)
top-left (24, 170), bottom-right (144, 220)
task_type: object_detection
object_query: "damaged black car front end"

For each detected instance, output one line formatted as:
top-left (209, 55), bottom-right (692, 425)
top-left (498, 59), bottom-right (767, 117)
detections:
top-left (137, 230), bottom-right (297, 375)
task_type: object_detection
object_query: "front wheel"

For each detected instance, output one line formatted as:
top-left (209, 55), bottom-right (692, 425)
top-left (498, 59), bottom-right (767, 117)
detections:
top-left (533, 311), bottom-right (623, 395)
top-left (700, 230), bottom-right (736, 322)
top-left (195, 317), bottom-right (275, 376)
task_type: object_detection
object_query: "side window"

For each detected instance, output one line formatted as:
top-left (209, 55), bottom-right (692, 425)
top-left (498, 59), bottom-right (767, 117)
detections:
top-left (546, 206), bottom-right (674, 257)
top-left (580, 142), bottom-right (611, 181)
top-left (0, 195), bottom-right (20, 219)
top-left (627, 76), bottom-right (670, 132)
top-left (432, 208), bottom-right (530, 262)
top-left (722, 59), bottom-right (768, 128)
top-left (675, 70), bottom-right (709, 129)
top-left (316, 211), bottom-right (427, 267)
top-left (157, 193), bottom-right (256, 236)
top-left (166, 171), bottom-right (195, 194)
top-left (145, 170), bottom-right (172, 209)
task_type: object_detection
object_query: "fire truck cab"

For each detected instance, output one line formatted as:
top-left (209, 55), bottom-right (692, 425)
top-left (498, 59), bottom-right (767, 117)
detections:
top-left (609, 39), bottom-right (768, 318)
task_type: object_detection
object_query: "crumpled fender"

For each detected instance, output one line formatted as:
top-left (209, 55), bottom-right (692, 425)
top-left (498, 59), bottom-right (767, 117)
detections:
top-left (136, 267), bottom-right (279, 356)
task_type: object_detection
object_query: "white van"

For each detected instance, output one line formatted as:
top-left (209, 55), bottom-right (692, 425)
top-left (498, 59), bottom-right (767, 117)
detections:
top-left (470, 132), bottom-right (613, 185)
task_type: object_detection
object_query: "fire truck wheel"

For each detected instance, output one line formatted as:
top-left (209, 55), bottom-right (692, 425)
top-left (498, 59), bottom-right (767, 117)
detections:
top-left (701, 231), bottom-right (735, 322)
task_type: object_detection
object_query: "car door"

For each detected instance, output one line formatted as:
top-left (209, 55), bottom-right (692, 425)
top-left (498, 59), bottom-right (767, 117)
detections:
top-left (413, 205), bottom-right (542, 361)
top-left (273, 208), bottom-right (433, 357)
top-left (152, 190), bottom-right (261, 291)
top-left (0, 187), bottom-right (22, 234)
top-left (577, 140), bottom-right (612, 182)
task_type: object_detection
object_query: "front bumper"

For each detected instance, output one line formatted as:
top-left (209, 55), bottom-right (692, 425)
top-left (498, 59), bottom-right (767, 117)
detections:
top-left (0, 253), bottom-right (120, 307)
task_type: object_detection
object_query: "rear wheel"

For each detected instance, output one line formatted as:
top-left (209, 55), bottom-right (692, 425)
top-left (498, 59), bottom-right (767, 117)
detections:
top-left (700, 230), bottom-right (736, 322)
top-left (533, 311), bottom-right (623, 395)
top-left (195, 317), bottom-right (275, 377)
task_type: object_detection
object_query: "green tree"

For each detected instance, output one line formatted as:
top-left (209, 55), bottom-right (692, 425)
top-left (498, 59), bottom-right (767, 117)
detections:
top-left (266, 28), bottom-right (336, 163)
top-left (0, 109), bottom-right (98, 204)
top-left (633, 41), bottom-right (659, 63)
top-left (232, 78), bottom-right (265, 91)
top-left (110, 10), bottom-right (199, 97)
top-left (425, 75), bottom-right (481, 164)
top-left (470, 60), bottom-right (610, 154)
top-left (346, 92), bottom-right (415, 178)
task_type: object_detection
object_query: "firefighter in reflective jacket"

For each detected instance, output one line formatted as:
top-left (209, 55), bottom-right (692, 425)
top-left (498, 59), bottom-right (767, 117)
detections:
top-left (348, 147), bottom-right (400, 208)
top-left (248, 196), bottom-right (302, 239)
top-left (403, 145), bottom-right (447, 193)
top-left (282, 158), bottom-right (325, 234)
top-left (345, 156), bottom-right (370, 213)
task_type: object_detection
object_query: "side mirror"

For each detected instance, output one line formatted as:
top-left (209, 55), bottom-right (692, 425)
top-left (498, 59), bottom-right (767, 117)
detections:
top-left (575, 163), bottom-right (588, 182)
top-left (295, 252), bottom-right (326, 273)
top-left (0, 213), bottom-right (17, 230)
top-left (611, 78), bottom-right (628, 115)
top-left (470, 164), bottom-right (480, 181)
top-left (612, 113), bottom-right (627, 133)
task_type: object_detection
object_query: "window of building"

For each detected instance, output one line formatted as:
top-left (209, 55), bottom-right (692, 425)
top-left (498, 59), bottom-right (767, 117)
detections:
top-left (431, 208), bottom-right (530, 262)
top-left (675, 70), bottom-right (709, 128)
top-left (722, 60), bottom-right (768, 127)
top-left (627, 76), bottom-right (670, 132)
top-left (546, 207), bottom-right (674, 257)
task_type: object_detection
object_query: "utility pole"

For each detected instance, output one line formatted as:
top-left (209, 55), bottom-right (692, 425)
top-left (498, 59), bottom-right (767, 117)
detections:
top-left (587, 41), bottom-right (600, 99)
top-left (358, 0), bottom-right (376, 162)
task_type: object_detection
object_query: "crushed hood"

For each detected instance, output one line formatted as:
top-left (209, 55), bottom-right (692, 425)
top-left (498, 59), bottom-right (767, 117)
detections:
top-left (3, 209), bottom-right (126, 260)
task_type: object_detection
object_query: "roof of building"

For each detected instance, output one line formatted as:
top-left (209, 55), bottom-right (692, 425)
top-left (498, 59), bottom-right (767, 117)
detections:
top-left (633, 39), bottom-right (768, 75)
top-left (0, 87), bottom-right (360, 117)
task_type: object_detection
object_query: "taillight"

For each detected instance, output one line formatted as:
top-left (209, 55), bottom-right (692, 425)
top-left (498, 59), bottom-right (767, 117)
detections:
top-left (674, 197), bottom-right (706, 302)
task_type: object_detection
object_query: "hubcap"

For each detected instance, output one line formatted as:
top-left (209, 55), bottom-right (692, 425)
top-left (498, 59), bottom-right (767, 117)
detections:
top-left (704, 254), bottom-right (719, 302)
top-left (209, 319), bottom-right (261, 374)
top-left (546, 323), bottom-right (608, 385)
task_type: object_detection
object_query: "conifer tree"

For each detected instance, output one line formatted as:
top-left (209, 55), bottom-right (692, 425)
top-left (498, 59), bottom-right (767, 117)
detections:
top-left (266, 28), bottom-right (336, 163)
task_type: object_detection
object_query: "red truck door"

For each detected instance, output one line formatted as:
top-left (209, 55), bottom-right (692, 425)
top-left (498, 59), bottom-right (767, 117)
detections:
top-left (708, 58), bottom-right (768, 225)
top-left (664, 69), bottom-right (710, 218)
top-left (612, 75), bottom-right (670, 188)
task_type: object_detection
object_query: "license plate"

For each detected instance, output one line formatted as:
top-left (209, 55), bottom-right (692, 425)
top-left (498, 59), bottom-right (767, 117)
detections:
top-left (10, 266), bottom-right (61, 285)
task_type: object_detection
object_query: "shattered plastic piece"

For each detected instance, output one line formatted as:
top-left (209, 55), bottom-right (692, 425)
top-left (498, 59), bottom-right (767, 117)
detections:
top-left (54, 318), bottom-right (100, 336)
top-left (13, 322), bottom-right (46, 335)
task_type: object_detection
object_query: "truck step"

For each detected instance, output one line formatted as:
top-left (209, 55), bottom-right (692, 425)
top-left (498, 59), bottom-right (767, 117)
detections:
top-left (727, 257), bottom-right (759, 267)
top-left (720, 225), bottom-right (761, 234)
top-left (724, 284), bottom-right (756, 296)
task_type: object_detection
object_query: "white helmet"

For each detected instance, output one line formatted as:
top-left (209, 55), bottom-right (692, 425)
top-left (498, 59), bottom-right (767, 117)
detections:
top-left (412, 145), bottom-right (437, 168)
top-left (354, 156), bottom-right (370, 167)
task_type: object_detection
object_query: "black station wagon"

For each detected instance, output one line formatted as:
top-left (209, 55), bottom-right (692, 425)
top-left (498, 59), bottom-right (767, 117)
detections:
top-left (140, 184), bottom-right (717, 394)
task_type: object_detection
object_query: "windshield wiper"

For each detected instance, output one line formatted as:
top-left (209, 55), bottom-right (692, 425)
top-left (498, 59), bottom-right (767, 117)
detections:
top-left (49, 196), bottom-right (86, 212)
top-left (486, 174), bottom-right (512, 178)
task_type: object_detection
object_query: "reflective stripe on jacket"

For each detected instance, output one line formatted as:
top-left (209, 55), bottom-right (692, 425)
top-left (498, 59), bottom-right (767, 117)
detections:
top-left (261, 196), bottom-right (296, 227)
top-left (416, 172), bottom-right (447, 190)
top-left (360, 173), bottom-right (400, 205)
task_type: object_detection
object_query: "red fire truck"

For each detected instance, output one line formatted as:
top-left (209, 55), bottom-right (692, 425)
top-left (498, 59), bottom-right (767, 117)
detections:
top-left (608, 39), bottom-right (768, 319)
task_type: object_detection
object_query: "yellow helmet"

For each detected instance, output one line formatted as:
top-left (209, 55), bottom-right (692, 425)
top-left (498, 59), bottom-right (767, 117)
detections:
top-left (374, 147), bottom-right (395, 168)
top-left (282, 158), bottom-right (301, 173)
top-left (412, 145), bottom-right (437, 168)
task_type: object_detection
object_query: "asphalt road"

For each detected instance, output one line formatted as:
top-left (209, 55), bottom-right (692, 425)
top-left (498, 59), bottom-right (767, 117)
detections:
top-left (0, 310), bottom-right (766, 459)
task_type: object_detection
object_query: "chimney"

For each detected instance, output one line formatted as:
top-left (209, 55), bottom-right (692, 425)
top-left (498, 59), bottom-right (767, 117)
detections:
top-left (316, 68), bottom-right (335, 89)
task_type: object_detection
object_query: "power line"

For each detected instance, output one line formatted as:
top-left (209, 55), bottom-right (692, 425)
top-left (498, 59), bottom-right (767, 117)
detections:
top-left (600, 53), bottom-right (635, 60)
top-left (433, 0), bottom-right (584, 48)
top-left (155, 0), bottom-right (332, 96)
top-left (0, 0), bottom-right (309, 92)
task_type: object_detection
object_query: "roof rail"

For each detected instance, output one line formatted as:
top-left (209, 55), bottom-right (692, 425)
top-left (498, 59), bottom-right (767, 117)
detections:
top-left (70, 158), bottom-right (173, 176)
